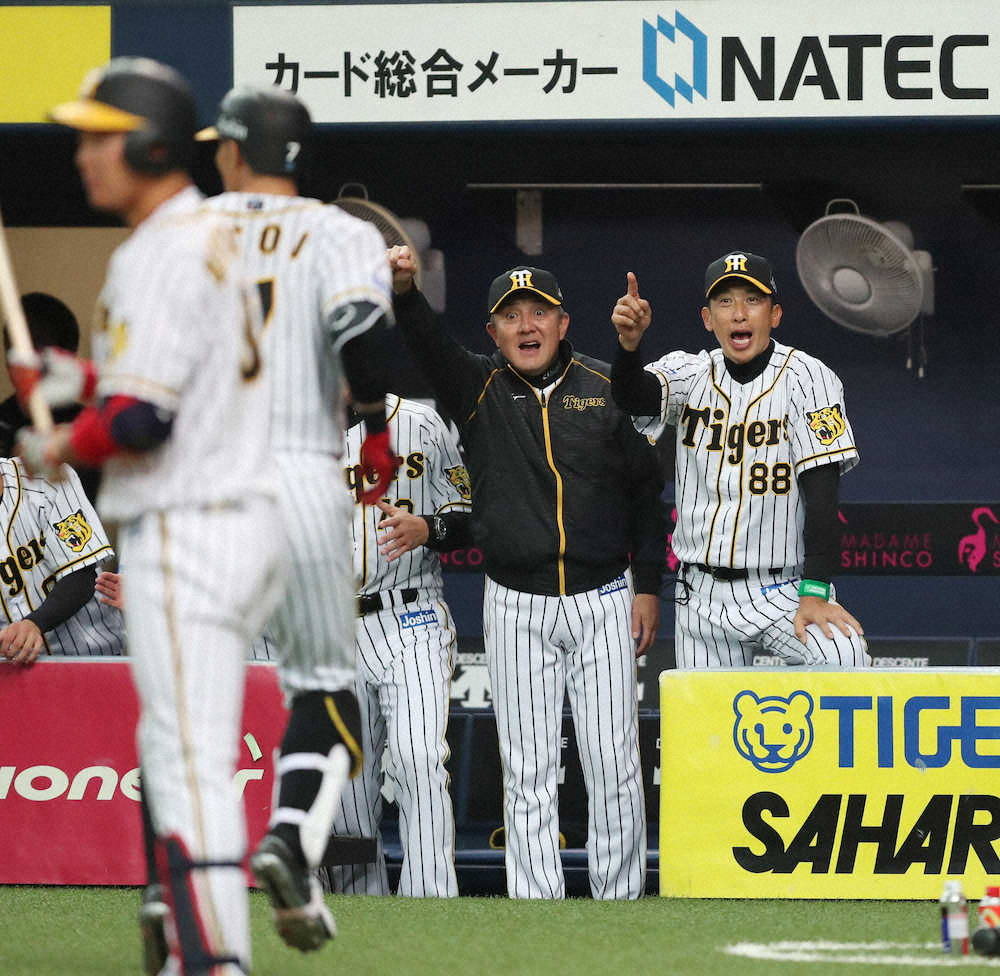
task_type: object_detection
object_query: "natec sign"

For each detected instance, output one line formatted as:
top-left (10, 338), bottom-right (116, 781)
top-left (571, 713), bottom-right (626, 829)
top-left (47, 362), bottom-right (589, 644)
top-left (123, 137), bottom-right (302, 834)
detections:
top-left (233, 1), bottom-right (1000, 123)
top-left (660, 669), bottom-right (1000, 899)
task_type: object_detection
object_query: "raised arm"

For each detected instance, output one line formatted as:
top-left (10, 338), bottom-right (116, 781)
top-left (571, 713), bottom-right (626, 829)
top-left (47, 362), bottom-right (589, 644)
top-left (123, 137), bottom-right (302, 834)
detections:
top-left (389, 245), bottom-right (486, 421)
top-left (610, 273), bottom-right (662, 416)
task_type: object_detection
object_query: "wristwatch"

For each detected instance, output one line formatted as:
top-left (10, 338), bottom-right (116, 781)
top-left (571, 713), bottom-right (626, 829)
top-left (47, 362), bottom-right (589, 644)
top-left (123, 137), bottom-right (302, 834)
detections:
top-left (431, 515), bottom-right (447, 546)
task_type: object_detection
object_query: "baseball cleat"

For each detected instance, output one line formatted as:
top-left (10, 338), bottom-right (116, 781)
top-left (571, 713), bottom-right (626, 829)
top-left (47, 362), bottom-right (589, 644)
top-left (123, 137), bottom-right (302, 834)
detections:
top-left (138, 883), bottom-right (170, 976)
top-left (250, 833), bottom-right (336, 952)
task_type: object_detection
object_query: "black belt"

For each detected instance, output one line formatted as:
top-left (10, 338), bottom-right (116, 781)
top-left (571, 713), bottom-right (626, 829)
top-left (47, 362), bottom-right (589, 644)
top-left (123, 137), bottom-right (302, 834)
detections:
top-left (357, 588), bottom-right (419, 615)
top-left (684, 562), bottom-right (785, 582)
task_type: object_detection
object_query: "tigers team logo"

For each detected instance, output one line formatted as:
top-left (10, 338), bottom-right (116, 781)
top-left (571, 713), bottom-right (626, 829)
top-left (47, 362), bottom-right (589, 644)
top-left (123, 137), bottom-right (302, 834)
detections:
top-left (53, 510), bottom-right (93, 552)
top-left (725, 253), bottom-right (749, 272)
top-left (733, 690), bottom-right (815, 773)
top-left (806, 404), bottom-right (846, 446)
top-left (445, 465), bottom-right (471, 501)
top-left (509, 269), bottom-right (533, 290)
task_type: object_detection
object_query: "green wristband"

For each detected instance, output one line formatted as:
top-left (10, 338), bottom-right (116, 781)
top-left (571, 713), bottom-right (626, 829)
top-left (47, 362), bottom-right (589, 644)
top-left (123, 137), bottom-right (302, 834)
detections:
top-left (798, 579), bottom-right (831, 600)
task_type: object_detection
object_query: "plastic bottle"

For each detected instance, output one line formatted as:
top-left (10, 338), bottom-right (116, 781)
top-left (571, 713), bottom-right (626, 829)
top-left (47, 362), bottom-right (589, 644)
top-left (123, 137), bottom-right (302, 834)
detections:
top-left (940, 880), bottom-right (969, 955)
top-left (978, 885), bottom-right (1000, 930)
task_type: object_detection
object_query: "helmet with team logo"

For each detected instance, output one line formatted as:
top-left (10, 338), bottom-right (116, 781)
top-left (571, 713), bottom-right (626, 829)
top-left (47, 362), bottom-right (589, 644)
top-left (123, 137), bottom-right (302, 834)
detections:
top-left (49, 57), bottom-right (197, 175)
top-left (196, 86), bottom-right (313, 181)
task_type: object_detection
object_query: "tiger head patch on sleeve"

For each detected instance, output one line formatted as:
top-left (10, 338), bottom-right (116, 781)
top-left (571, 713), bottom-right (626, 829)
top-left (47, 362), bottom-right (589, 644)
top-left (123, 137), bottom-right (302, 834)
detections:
top-left (806, 404), bottom-right (846, 446)
top-left (53, 510), bottom-right (93, 552)
top-left (445, 465), bottom-right (472, 501)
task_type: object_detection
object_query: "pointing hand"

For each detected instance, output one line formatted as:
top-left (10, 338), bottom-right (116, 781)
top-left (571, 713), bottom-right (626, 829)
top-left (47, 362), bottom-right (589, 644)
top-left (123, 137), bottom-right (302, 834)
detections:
top-left (611, 272), bottom-right (652, 352)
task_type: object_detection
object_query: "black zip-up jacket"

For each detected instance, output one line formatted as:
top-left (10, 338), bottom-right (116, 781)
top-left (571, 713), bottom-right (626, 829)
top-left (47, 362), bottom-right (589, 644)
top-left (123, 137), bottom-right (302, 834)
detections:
top-left (394, 286), bottom-right (668, 598)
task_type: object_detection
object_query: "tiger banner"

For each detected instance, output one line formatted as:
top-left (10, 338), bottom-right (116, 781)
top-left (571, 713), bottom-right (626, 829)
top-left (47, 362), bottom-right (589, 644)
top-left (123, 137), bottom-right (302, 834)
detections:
top-left (659, 668), bottom-right (1000, 899)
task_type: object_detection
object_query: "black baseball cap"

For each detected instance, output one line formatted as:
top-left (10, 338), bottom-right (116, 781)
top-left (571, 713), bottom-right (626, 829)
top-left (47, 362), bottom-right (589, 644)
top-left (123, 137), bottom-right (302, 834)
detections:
top-left (488, 267), bottom-right (563, 314)
top-left (704, 251), bottom-right (777, 299)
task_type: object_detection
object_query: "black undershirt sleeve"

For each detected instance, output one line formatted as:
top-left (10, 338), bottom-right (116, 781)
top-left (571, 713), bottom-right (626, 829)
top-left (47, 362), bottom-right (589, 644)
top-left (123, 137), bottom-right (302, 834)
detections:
top-left (393, 287), bottom-right (496, 421)
top-left (25, 566), bottom-right (95, 633)
top-left (421, 511), bottom-right (473, 552)
top-left (799, 463), bottom-right (840, 583)
top-left (340, 318), bottom-right (390, 406)
top-left (610, 344), bottom-right (662, 416)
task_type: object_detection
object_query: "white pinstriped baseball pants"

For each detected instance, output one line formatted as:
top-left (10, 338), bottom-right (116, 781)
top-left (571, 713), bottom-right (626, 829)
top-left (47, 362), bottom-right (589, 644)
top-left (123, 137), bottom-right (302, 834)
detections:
top-left (121, 499), bottom-right (285, 974)
top-left (327, 595), bottom-right (458, 897)
top-left (675, 565), bottom-right (870, 668)
top-left (484, 574), bottom-right (646, 900)
top-left (267, 453), bottom-right (357, 694)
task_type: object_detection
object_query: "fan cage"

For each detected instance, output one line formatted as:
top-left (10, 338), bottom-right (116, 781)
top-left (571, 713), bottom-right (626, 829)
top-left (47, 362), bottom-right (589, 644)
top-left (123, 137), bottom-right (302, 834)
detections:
top-left (332, 196), bottom-right (422, 287)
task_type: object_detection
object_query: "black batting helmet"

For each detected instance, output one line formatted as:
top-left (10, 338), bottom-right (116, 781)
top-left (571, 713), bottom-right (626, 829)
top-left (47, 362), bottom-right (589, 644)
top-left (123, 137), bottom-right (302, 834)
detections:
top-left (49, 57), bottom-right (196, 175)
top-left (196, 86), bottom-right (313, 180)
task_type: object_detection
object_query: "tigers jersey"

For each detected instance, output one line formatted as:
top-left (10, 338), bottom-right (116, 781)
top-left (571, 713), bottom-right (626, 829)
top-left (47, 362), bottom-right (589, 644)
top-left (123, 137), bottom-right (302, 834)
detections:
top-left (329, 394), bottom-right (467, 897)
top-left (200, 192), bottom-right (392, 457)
top-left (92, 186), bottom-right (276, 522)
top-left (347, 395), bottom-right (472, 596)
top-left (634, 340), bottom-right (858, 570)
top-left (0, 458), bottom-right (123, 655)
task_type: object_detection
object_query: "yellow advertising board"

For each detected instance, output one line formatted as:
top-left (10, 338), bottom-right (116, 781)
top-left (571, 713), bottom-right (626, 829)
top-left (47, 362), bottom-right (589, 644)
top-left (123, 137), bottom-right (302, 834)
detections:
top-left (0, 7), bottom-right (110, 123)
top-left (660, 668), bottom-right (1000, 899)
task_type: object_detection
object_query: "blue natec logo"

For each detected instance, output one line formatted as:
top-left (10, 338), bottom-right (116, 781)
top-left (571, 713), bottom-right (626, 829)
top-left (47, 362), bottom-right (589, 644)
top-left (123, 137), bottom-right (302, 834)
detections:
top-left (642, 11), bottom-right (707, 107)
top-left (733, 690), bottom-right (815, 773)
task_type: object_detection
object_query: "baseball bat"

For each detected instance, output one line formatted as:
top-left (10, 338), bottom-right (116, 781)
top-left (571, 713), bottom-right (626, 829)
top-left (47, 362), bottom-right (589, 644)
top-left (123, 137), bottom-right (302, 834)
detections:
top-left (0, 206), bottom-right (53, 432)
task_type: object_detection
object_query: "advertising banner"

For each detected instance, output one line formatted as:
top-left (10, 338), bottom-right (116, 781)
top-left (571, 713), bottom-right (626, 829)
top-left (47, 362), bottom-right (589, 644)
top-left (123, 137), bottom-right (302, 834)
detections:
top-left (0, 659), bottom-right (287, 885)
top-left (0, 7), bottom-right (110, 123)
top-left (440, 503), bottom-right (1000, 576)
top-left (233, 1), bottom-right (1000, 124)
top-left (838, 503), bottom-right (1000, 575)
top-left (660, 668), bottom-right (1000, 898)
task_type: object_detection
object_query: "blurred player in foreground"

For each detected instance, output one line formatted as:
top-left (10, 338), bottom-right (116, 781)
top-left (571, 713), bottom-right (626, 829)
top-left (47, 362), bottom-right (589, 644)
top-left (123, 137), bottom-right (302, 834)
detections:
top-left (198, 85), bottom-right (396, 949)
top-left (19, 58), bottom-right (286, 975)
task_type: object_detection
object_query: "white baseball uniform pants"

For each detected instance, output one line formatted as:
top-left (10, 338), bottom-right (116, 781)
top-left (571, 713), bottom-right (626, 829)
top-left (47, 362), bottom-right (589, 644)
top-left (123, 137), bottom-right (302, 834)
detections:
top-left (675, 565), bottom-right (870, 668)
top-left (328, 593), bottom-right (458, 897)
top-left (121, 499), bottom-right (285, 974)
top-left (484, 574), bottom-right (646, 900)
top-left (268, 453), bottom-right (357, 694)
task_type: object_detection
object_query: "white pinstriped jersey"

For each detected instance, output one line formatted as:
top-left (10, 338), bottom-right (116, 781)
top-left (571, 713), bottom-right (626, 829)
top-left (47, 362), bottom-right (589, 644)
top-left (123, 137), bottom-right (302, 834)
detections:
top-left (346, 395), bottom-right (471, 596)
top-left (201, 192), bottom-right (392, 457)
top-left (92, 186), bottom-right (276, 521)
top-left (634, 340), bottom-right (858, 570)
top-left (0, 458), bottom-right (124, 655)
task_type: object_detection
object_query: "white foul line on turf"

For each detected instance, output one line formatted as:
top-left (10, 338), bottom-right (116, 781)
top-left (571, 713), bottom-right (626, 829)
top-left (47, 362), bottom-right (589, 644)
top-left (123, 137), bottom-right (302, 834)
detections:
top-left (723, 940), bottom-right (1000, 966)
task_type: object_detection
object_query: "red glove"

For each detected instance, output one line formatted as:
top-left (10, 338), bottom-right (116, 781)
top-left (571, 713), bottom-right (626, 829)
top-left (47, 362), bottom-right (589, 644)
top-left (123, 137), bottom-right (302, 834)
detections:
top-left (358, 430), bottom-right (400, 505)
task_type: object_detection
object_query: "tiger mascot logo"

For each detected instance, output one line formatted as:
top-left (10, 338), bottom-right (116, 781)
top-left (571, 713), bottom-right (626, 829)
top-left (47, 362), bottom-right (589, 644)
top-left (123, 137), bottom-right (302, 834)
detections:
top-left (53, 510), bottom-right (93, 552)
top-left (732, 690), bottom-right (814, 773)
top-left (445, 465), bottom-right (472, 501)
top-left (806, 404), bottom-right (846, 446)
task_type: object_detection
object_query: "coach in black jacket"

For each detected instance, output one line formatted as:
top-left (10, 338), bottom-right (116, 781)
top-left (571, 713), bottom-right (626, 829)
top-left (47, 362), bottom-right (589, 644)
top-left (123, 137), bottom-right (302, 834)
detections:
top-left (389, 246), bottom-right (667, 901)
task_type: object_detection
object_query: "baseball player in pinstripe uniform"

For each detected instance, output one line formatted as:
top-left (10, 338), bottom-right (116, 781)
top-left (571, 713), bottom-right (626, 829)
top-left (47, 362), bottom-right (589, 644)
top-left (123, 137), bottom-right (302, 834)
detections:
top-left (326, 393), bottom-right (471, 897)
top-left (0, 457), bottom-right (124, 662)
top-left (610, 252), bottom-right (868, 668)
top-left (198, 85), bottom-right (396, 949)
top-left (389, 246), bottom-right (667, 900)
top-left (19, 58), bottom-right (287, 976)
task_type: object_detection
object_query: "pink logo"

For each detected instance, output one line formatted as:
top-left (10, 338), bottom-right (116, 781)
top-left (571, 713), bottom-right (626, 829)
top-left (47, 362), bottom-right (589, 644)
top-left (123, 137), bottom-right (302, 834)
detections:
top-left (958, 507), bottom-right (999, 573)
top-left (666, 507), bottom-right (679, 572)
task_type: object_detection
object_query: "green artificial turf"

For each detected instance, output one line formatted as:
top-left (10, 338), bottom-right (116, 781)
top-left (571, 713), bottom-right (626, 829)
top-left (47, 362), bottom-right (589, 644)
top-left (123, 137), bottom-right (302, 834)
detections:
top-left (0, 887), bottom-right (996, 975)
